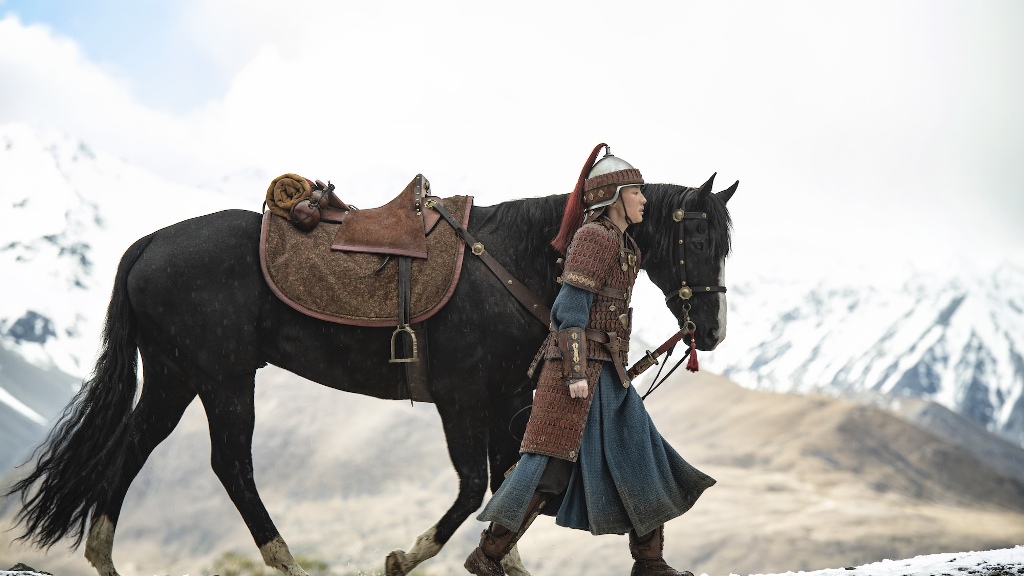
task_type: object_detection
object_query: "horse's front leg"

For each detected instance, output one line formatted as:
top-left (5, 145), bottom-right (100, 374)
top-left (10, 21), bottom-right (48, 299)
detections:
top-left (385, 375), bottom-right (492, 576)
top-left (385, 523), bottom-right (445, 576)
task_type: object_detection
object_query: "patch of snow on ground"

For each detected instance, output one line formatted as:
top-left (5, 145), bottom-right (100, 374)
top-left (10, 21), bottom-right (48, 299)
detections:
top-left (2, 546), bottom-right (1021, 576)
top-left (736, 546), bottom-right (1024, 576)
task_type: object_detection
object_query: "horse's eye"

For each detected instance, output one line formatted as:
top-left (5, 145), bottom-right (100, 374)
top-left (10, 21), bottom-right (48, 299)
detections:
top-left (691, 241), bottom-right (705, 252)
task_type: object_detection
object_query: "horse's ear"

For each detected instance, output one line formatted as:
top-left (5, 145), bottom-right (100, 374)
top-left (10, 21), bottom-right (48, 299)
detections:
top-left (715, 180), bottom-right (739, 204)
top-left (697, 172), bottom-right (716, 200)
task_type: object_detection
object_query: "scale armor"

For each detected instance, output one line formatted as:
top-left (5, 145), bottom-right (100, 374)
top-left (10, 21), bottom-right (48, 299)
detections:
top-left (521, 220), bottom-right (641, 461)
top-left (551, 220), bottom-right (640, 366)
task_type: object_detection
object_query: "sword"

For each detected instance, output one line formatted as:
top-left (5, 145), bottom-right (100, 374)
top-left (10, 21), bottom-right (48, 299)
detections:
top-left (626, 329), bottom-right (688, 380)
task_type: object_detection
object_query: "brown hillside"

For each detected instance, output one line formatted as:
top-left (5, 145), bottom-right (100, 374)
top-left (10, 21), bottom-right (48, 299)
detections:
top-left (649, 372), bottom-right (1024, 512)
top-left (2, 367), bottom-right (1023, 576)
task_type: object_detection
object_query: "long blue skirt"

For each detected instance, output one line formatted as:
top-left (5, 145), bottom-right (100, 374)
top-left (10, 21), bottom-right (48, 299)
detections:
top-left (477, 364), bottom-right (715, 536)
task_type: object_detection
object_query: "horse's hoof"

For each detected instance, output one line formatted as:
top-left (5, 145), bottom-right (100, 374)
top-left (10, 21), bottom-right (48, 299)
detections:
top-left (385, 550), bottom-right (408, 576)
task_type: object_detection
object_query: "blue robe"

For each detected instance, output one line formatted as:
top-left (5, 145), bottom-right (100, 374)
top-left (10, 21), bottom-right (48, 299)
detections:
top-left (477, 283), bottom-right (715, 536)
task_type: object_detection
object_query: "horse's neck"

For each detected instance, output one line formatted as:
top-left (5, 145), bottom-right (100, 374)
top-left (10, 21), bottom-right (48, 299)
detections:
top-left (475, 195), bottom-right (566, 303)
top-left (631, 185), bottom-right (673, 267)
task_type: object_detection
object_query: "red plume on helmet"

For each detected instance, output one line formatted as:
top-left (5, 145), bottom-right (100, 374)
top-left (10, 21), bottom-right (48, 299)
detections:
top-left (551, 143), bottom-right (607, 255)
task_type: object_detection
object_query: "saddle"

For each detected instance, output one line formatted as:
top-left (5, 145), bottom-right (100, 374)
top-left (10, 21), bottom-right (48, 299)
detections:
top-left (331, 175), bottom-right (441, 258)
top-left (260, 174), bottom-right (474, 403)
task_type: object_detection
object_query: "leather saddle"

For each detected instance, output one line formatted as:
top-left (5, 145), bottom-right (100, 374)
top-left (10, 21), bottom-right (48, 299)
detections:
top-left (261, 174), bottom-right (471, 326)
top-left (330, 174), bottom-right (441, 258)
top-left (259, 175), bottom-right (474, 403)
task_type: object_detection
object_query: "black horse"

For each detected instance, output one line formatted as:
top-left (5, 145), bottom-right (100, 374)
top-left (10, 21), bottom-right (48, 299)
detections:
top-left (6, 176), bottom-right (736, 576)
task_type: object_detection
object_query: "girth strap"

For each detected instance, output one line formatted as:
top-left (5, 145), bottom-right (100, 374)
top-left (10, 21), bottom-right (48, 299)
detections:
top-left (429, 199), bottom-right (551, 326)
top-left (403, 322), bottom-right (431, 402)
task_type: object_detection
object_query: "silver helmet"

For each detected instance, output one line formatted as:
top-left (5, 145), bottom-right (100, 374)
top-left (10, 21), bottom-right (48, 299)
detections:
top-left (583, 146), bottom-right (644, 214)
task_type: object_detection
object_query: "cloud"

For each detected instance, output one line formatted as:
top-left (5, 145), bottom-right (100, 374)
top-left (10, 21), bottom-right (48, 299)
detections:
top-left (1, 2), bottom-right (1022, 278)
top-left (0, 15), bottom-right (220, 181)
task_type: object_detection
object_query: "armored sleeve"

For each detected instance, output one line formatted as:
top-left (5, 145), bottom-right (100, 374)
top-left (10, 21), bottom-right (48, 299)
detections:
top-left (561, 223), bottom-right (619, 293)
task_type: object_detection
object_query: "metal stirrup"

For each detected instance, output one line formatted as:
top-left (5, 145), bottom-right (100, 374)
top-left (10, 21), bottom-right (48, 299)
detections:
top-left (389, 324), bottom-right (419, 363)
top-left (390, 255), bottom-right (418, 363)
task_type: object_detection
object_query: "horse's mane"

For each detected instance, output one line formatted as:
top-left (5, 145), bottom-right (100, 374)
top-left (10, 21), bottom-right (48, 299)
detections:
top-left (475, 193), bottom-right (567, 253)
top-left (474, 185), bottom-right (732, 286)
top-left (638, 183), bottom-right (733, 263)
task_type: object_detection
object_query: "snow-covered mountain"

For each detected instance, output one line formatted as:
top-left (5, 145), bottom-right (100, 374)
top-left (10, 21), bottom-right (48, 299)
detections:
top-left (691, 267), bottom-right (1024, 447)
top-left (0, 123), bottom-right (251, 472)
top-left (0, 122), bottom-right (246, 375)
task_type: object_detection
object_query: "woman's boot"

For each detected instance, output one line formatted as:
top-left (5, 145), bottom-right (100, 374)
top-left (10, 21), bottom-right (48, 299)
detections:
top-left (628, 525), bottom-right (694, 576)
top-left (464, 492), bottom-right (547, 576)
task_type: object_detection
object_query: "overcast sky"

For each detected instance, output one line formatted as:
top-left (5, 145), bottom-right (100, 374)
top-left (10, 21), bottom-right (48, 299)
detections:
top-left (1, 0), bottom-right (1022, 283)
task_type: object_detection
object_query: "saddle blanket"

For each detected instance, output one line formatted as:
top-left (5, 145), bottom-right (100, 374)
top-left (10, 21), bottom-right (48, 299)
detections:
top-left (259, 195), bottom-right (473, 326)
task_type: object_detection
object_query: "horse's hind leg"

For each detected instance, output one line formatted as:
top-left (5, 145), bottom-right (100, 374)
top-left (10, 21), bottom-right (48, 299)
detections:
top-left (84, 345), bottom-right (197, 576)
top-left (196, 370), bottom-right (308, 576)
top-left (386, 378), bottom-right (491, 576)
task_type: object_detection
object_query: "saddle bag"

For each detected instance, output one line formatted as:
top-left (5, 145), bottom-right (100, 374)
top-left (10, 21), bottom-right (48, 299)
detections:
top-left (266, 173), bottom-right (350, 232)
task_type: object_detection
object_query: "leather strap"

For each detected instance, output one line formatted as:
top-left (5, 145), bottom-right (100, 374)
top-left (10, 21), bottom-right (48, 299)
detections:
top-left (666, 193), bottom-right (728, 306)
top-left (403, 322), bottom-right (432, 402)
top-left (398, 256), bottom-right (412, 327)
top-left (690, 286), bottom-right (727, 293)
top-left (430, 200), bottom-right (551, 326)
top-left (597, 285), bottom-right (630, 300)
top-left (584, 329), bottom-right (631, 387)
top-left (526, 333), bottom-right (550, 378)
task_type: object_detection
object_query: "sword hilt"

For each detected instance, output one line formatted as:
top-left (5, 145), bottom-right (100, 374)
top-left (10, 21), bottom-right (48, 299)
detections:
top-left (627, 350), bottom-right (659, 380)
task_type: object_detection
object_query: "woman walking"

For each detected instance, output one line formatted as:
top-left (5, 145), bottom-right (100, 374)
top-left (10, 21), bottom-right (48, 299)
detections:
top-left (465, 144), bottom-right (716, 576)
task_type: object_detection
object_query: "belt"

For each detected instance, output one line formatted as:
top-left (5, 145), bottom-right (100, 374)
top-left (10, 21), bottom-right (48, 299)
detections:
top-left (585, 329), bottom-right (631, 388)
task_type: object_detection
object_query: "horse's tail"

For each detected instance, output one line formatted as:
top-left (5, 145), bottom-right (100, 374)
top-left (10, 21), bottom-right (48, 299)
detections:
top-left (5, 233), bottom-right (155, 549)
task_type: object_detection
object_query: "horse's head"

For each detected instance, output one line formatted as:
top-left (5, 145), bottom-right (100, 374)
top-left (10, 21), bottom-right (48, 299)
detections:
top-left (634, 176), bottom-right (737, 351)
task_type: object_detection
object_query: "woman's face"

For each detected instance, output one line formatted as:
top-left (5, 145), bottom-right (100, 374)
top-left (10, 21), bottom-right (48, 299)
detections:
top-left (620, 185), bottom-right (646, 224)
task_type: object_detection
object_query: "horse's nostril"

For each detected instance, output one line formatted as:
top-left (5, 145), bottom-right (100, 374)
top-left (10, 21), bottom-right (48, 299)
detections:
top-left (705, 327), bottom-right (718, 341)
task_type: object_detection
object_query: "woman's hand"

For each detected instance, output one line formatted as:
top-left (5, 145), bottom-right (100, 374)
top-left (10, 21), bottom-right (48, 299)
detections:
top-left (568, 379), bottom-right (589, 398)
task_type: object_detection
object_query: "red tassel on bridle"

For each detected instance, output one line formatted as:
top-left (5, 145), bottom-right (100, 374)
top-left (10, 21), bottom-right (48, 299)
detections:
top-left (686, 329), bottom-right (699, 372)
top-left (551, 143), bottom-right (607, 255)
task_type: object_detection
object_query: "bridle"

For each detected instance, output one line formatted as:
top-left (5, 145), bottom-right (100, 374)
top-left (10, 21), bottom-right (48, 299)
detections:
top-left (664, 189), bottom-right (728, 334)
top-left (635, 188), bottom-right (729, 399)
